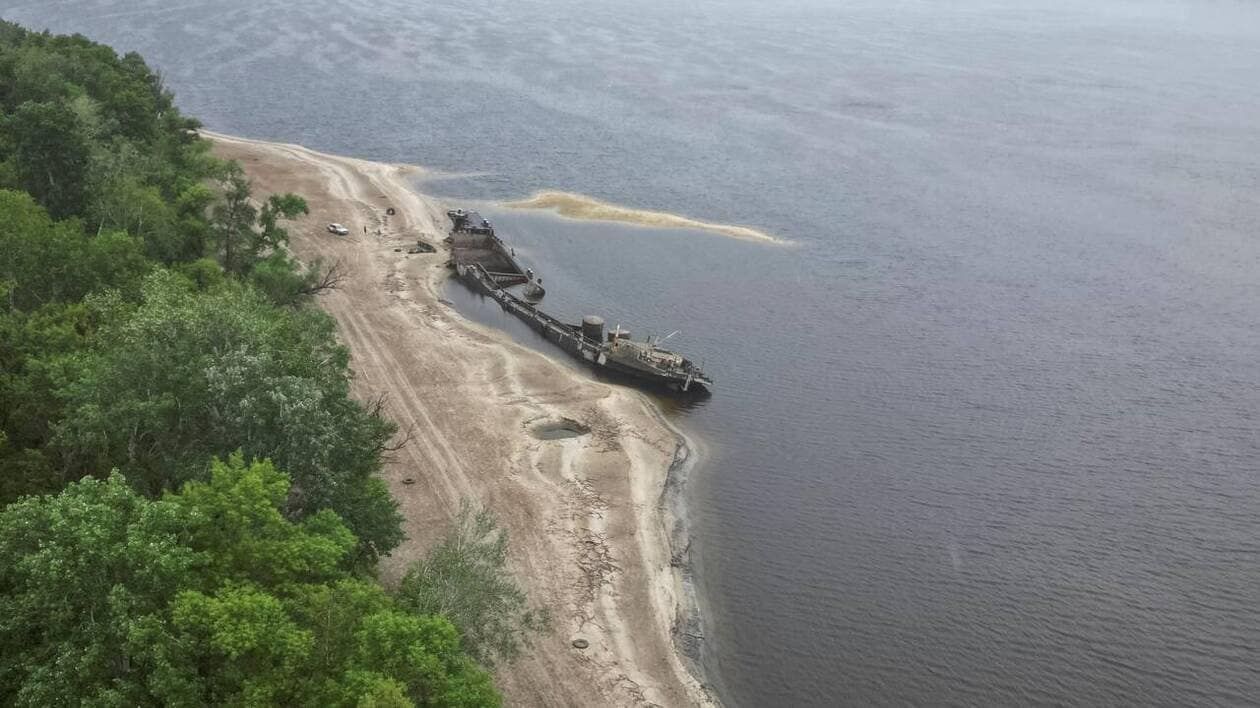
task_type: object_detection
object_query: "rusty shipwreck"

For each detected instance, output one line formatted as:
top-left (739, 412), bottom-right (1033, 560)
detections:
top-left (445, 208), bottom-right (713, 392)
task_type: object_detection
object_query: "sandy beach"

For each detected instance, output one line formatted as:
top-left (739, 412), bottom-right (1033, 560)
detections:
top-left (208, 133), bottom-right (714, 708)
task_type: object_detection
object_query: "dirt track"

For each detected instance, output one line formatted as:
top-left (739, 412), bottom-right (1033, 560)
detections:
top-left (210, 133), bottom-right (713, 707)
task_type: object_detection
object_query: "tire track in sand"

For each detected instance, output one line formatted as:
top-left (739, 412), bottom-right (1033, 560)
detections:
top-left (308, 152), bottom-right (483, 509)
top-left (290, 153), bottom-right (481, 512)
top-left (265, 162), bottom-right (470, 507)
top-left (338, 304), bottom-right (477, 506)
top-left (331, 301), bottom-right (463, 508)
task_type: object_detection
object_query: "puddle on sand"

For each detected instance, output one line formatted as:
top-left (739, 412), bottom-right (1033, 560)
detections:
top-left (530, 419), bottom-right (591, 440)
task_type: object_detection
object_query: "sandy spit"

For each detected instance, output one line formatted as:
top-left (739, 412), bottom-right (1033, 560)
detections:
top-left (507, 190), bottom-right (788, 245)
top-left (206, 132), bottom-right (717, 708)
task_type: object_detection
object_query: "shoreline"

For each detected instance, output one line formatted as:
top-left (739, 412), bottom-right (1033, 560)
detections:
top-left (206, 131), bottom-right (717, 707)
top-left (649, 404), bottom-right (711, 682)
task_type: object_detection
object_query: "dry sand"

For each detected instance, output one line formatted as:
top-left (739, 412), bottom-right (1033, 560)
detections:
top-left (208, 132), bottom-right (715, 708)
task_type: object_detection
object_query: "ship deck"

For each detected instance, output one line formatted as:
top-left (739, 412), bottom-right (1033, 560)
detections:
top-left (449, 210), bottom-right (529, 284)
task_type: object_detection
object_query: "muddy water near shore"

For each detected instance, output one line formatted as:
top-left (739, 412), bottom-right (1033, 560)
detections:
top-left (12, 0), bottom-right (1260, 704)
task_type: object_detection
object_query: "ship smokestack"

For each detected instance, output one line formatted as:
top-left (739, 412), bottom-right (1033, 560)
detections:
top-left (581, 315), bottom-right (605, 343)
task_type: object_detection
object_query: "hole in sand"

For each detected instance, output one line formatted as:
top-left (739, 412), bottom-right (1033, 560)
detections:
top-left (531, 418), bottom-right (591, 440)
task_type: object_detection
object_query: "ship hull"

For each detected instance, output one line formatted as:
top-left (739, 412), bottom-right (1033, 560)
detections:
top-left (455, 266), bottom-right (711, 392)
top-left (447, 210), bottom-right (713, 394)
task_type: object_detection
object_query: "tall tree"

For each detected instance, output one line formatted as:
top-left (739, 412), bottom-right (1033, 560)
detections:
top-left (0, 189), bottom-right (149, 311)
top-left (0, 468), bottom-right (198, 705)
top-left (51, 271), bottom-right (404, 558)
top-left (210, 164), bottom-right (308, 276)
top-left (0, 457), bottom-right (500, 707)
top-left (4, 100), bottom-right (91, 218)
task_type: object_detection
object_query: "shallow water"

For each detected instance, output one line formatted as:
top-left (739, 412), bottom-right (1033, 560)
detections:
top-left (9, 0), bottom-right (1260, 704)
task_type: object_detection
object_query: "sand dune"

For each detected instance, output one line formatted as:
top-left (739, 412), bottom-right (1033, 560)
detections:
top-left (508, 190), bottom-right (787, 245)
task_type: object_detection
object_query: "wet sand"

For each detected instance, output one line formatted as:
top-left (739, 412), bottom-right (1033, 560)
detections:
top-left (507, 190), bottom-right (787, 245)
top-left (208, 132), bottom-right (715, 708)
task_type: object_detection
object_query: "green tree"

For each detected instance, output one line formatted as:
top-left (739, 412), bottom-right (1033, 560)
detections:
top-left (0, 191), bottom-right (150, 504)
top-left (0, 20), bottom-right (222, 264)
top-left (209, 164), bottom-right (255, 275)
top-left (249, 251), bottom-right (345, 307)
top-left (210, 164), bottom-right (308, 277)
top-left (88, 168), bottom-right (179, 262)
top-left (4, 100), bottom-right (91, 218)
top-left (397, 503), bottom-right (548, 667)
top-left (0, 301), bottom-right (93, 502)
top-left (0, 189), bottom-right (150, 311)
top-left (0, 457), bottom-right (500, 707)
top-left (52, 270), bottom-right (403, 558)
top-left (0, 470), bottom-right (198, 706)
top-left (0, 24), bottom-right (511, 705)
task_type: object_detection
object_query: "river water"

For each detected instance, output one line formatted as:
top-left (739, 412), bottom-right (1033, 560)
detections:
top-left (8, 0), bottom-right (1260, 704)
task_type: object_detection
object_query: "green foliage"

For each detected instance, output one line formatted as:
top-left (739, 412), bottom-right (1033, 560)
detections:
top-left (52, 270), bottom-right (403, 558)
top-left (3, 100), bottom-right (92, 218)
top-left (259, 192), bottom-right (310, 248)
top-left (209, 163), bottom-right (257, 275)
top-left (0, 457), bottom-right (500, 707)
top-left (248, 251), bottom-right (339, 307)
top-left (175, 256), bottom-right (228, 291)
top-left (89, 171), bottom-right (178, 262)
top-left (0, 24), bottom-right (212, 259)
top-left (0, 300), bottom-right (92, 500)
top-left (0, 470), bottom-right (198, 706)
top-left (0, 189), bottom-right (150, 310)
top-left (209, 163), bottom-right (308, 278)
top-left (397, 503), bottom-right (548, 667)
top-left (173, 455), bottom-right (357, 587)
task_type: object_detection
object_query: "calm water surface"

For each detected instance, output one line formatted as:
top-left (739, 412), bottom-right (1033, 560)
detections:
top-left (8, 0), bottom-right (1260, 704)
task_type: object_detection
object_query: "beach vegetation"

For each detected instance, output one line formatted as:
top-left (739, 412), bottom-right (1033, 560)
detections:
top-left (398, 503), bottom-right (550, 667)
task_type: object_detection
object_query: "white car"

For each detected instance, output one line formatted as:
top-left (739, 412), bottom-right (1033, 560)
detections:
top-left (327, 223), bottom-right (350, 236)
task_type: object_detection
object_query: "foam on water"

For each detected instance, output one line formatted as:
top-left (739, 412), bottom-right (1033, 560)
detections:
top-left (507, 190), bottom-right (788, 245)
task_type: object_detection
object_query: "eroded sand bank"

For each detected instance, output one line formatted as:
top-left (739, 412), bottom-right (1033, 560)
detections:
top-left (208, 132), bottom-right (715, 708)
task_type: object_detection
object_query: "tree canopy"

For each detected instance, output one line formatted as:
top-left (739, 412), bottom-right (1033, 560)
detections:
top-left (49, 270), bottom-right (403, 558)
top-left (0, 456), bottom-right (499, 707)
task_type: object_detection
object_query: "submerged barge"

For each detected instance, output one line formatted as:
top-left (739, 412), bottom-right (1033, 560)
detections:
top-left (445, 209), bottom-right (713, 392)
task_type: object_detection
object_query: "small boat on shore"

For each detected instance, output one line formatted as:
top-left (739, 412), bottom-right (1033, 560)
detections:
top-left (445, 209), bottom-right (713, 392)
